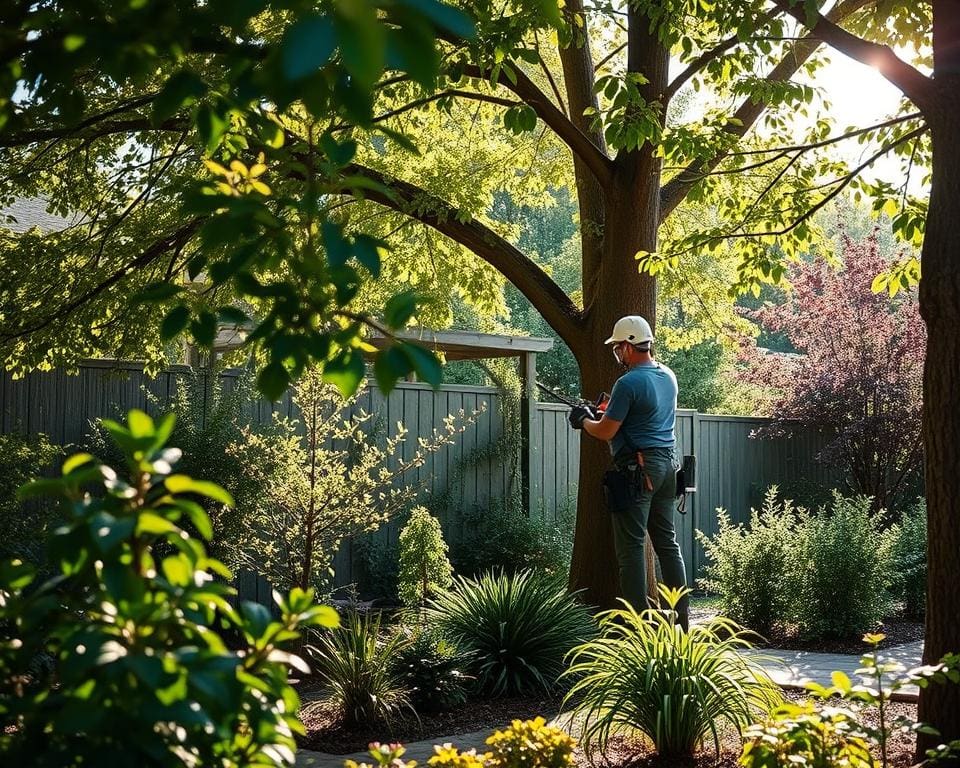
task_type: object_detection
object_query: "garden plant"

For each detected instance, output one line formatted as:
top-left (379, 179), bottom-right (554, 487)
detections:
top-left (0, 410), bottom-right (337, 766)
top-left (428, 569), bottom-right (596, 697)
top-left (564, 586), bottom-right (783, 758)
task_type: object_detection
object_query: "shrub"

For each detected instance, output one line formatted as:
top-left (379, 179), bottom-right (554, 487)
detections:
top-left (0, 431), bottom-right (61, 567)
top-left (306, 610), bottom-right (413, 727)
top-left (741, 635), bottom-right (960, 768)
top-left (794, 493), bottom-right (892, 639)
top-left (485, 717), bottom-right (576, 768)
top-left (885, 500), bottom-right (926, 620)
top-left (697, 487), bottom-right (803, 636)
top-left (564, 586), bottom-right (783, 758)
top-left (0, 410), bottom-right (337, 766)
top-left (398, 506), bottom-right (453, 608)
top-left (450, 499), bottom-right (573, 579)
top-left (428, 569), bottom-right (595, 697)
top-left (225, 370), bottom-right (473, 594)
top-left (395, 627), bottom-right (471, 714)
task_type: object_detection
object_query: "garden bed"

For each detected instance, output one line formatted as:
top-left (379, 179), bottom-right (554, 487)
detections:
top-left (690, 599), bottom-right (924, 654)
top-left (761, 617), bottom-right (924, 655)
top-left (297, 688), bottom-right (918, 767)
top-left (296, 689), bottom-right (564, 753)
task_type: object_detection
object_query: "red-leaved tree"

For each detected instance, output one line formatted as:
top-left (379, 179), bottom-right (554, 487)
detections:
top-left (741, 231), bottom-right (926, 514)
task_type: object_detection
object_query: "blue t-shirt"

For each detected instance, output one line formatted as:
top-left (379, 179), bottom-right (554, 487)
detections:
top-left (604, 361), bottom-right (677, 455)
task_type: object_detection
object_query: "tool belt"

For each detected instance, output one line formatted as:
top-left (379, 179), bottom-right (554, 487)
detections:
top-left (603, 449), bottom-right (654, 514)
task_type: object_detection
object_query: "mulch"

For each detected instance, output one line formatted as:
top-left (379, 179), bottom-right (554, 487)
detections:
top-left (758, 617), bottom-right (925, 655)
top-left (298, 686), bottom-right (920, 767)
top-left (296, 689), bottom-right (565, 754)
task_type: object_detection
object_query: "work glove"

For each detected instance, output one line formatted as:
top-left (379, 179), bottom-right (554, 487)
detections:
top-left (568, 404), bottom-right (596, 430)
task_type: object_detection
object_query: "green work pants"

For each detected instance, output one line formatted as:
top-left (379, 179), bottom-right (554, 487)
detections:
top-left (611, 446), bottom-right (689, 617)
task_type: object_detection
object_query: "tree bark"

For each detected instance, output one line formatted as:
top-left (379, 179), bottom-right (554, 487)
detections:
top-left (566, 8), bottom-right (668, 610)
top-left (916, 77), bottom-right (960, 761)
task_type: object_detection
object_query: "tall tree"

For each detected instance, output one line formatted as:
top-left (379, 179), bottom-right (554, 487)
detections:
top-left (2, 0), bottom-right (958, 746)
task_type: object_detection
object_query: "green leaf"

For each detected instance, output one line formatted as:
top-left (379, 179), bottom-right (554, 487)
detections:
top-left (152, 69), bottom-right (208, 124)
top-left (334, 8), bottom-right (385, 89)
top-left (218, 306), bottom-right (248, 326)
top-left (257, 361), bottom-right (290, 401)
top-left (165, 475), bottom-right (235, 506)
top-left (401, 343), bottom-right (442, 387)
top-left (138, 512), bottom-right (179, 536)
top-left (128, 409), bottom-right (155, 439)
top-left (353, 234), bottom-right (383, 277)
top-left (161, 305), bottom-right (191, 341)
top-left (196, 103), bottom-right (228, 154)
top-left (63, 452), bottom-right (96, 475)
top-left (322, 349), bottom-right (366, 397)
top-left (373, 346), bottom-right (411, 394)
top-left (403, 0), bottom-right (475, 38)
top-left (191, 310), bottom-right (218, 347)
top-left (383, 289), bottom-right (419, 329)
top-left (282, 14), bottom-right (336, 80)
top-left (132, 282), bottom-right (183, 304)
top-left (162, 555), bottom-right (192, 586)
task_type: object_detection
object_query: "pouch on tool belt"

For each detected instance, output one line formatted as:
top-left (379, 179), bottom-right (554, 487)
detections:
top-left (602, 469), bottom-right (634, 514)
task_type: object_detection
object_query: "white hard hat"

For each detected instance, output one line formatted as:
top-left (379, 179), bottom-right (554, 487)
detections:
top-left (604, 315), bottom-right (654, 346)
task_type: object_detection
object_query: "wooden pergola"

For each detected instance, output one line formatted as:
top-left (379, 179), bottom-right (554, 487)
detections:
top-left (206, 325), bottom-right (557, 515)
top-left (366, 328), bottom-right (555, 516)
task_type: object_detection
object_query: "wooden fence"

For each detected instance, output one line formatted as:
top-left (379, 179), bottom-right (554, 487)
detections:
top-left (0, 360), bottom-right (837, 589)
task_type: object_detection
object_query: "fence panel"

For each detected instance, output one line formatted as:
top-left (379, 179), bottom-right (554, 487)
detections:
top-left (1, 362), bottom-right (841, 588)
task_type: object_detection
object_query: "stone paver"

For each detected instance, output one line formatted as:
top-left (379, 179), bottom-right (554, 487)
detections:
top-left (748, 640), bottom-right (924, 699)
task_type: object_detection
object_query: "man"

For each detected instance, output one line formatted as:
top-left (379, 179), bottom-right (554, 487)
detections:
top-left (569, 315), bottom-right (689, 628)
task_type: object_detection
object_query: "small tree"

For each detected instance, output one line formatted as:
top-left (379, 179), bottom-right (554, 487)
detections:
top-left (740, 231), bottom-right (925, 513)
top-left (225, 369), bottom-right (476, 594)
top-left (397, 506), bottom-right (453, 608)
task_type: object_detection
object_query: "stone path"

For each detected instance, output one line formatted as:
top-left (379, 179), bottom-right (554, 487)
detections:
top-left (749, 640), bottom-right (924, 699)
top-left (296, 641), bottom-right (925, 767)
top-left (296, 729), bottom-right (493, 768)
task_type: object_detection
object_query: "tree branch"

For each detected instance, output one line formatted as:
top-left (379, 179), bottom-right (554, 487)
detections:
top-left (665, 9), bottom-right (780, 100)
top-left (659, 0), bottom-right (874, 222)
top-left (457, 63), bottom-right (614, 187)
top-left (0, 218), bottom-right (203, 344)
top-left (0, 117), bottom-right (186, 148)
top-left (772, 0), bottom-right (933, 107)
top-left (339, 162), bottom-right (585, 345)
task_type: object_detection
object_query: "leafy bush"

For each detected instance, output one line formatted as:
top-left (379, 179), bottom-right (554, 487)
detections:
top-left (395, 627), bottom-right (471, 714)
top-left (697, 487), bottom-right (803, 635)
top-left (742, 634), bottom-right (960, 768)
top-left (306, 610), bottom-right (413, 727)
top-left (450, 499), bottom-right (573, 579)
top-left (742, 700), bottom-right (875, 768)
top-left (226, 370), bottom-right (472, 594)
top-left (0, 410), bottom-right (337, 766)
top-left (0, 431), bottom-right (61, 567)
top-left (564, 586), bottom-right (783, 758)
top-left (86, 371), bottom-right (253, 551)
top-left (427, 569), bottom-right (595, 697)
top-left (794, 493), bottom-right (892, 639)
top-left (398, 506), bottom-right (453, 607)
top-left (885, 500), bottom-right (926, 620)
top-left (485, 716), bottom-right (576, 768)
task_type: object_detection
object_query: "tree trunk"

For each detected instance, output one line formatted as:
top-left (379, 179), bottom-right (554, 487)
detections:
top-left (916, 81), bottom-right (960, 760)
top-left (569, 155), bottom-right (662, 609)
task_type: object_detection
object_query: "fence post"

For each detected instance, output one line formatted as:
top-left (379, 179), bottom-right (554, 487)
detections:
top-left (690, 409), bottom-right (701, 579)
top-left (518, 352), bottom-right (539, 518)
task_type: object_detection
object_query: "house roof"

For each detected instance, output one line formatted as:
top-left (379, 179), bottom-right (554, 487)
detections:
top-left (1, 197), bottom-right (77, 234)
